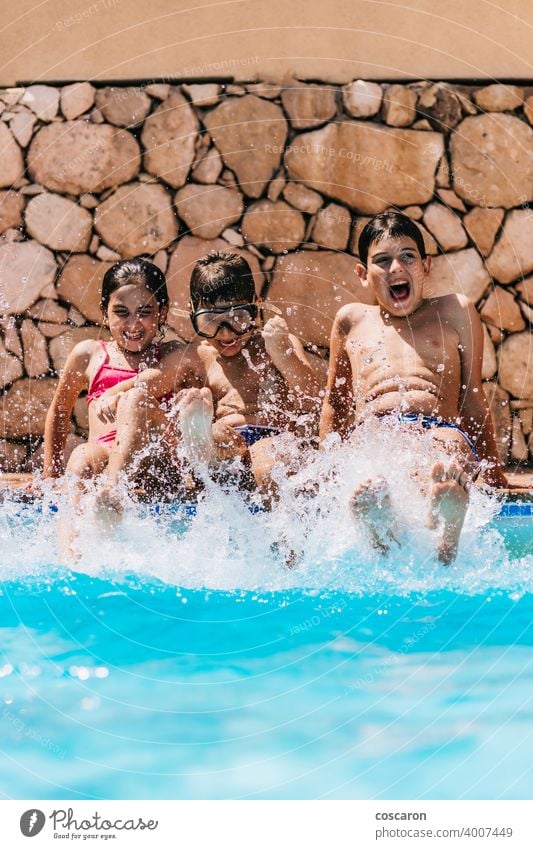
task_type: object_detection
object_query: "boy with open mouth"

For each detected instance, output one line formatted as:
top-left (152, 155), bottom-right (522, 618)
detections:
top-left (320, 211), bottom-right (507, 564)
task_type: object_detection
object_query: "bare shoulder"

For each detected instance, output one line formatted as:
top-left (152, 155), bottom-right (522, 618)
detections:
top-left (161, 339), bottom-right (206, 376)
top-left (65, 338), bottom-right (99, 371)
top-left (431, 293), bottom-right (479, 328)
top-left (160, 338), bottom-right (187, 354)
top-left (159, 339), bottom-right (189, 363)
top-left (335, 301), bottom-right (373, 332)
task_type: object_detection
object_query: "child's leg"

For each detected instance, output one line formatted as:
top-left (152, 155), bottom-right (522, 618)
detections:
top-left (66, 443), bottom-right (110, 480)
top-left (63, 443), bottom-right (111, 512)
top-left (178, 390), bottom-right (253, 491)
top-left (212, 420), bottom-right (248, 460)
top-left (178, 388), bottom-right (248, 463)
top-left (58, 443), bottom-right (111, 561)
top-left (350, 478), bottom-right (399, 554)
top-left (178, 388), bottom-right (216, 466)
top-left (249, 434), bottom-right (313, 491)
top-left (427, 461), bottom-right (469, 564)
top-left (248, 434), bottom-right (303, 504)
top-left (106, 386), bottom-right (175, 482)
top-left (426, 429), bottom-right (475, 565)
top-left (95, 386), bottom-right (178, 510)
top-left (249, 436), bottom-right (281, 494)
top-left (348, 427), bottom-right (474, 564)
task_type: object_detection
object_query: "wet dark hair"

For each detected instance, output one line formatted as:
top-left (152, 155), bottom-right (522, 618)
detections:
top-left (100, 258), bottom-right (169, 312)
top-left (190, 251), bottom-right (255, 309)
top-left (358, 211), bottom-right (427, 265)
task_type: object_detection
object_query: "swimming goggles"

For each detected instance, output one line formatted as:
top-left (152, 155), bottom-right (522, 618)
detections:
top-left (171, 302), bottom-right (283, 338)
top-left (190, 304), bottom-right (259, 338)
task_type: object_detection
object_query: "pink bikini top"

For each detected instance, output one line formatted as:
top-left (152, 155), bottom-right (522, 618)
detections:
top-left (86, 341), bottom-right (169, 405)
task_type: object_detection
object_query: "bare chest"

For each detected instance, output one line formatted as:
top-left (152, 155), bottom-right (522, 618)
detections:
top-left (346, 314), bottom-right (460, 379)
top-left (206, 354), bottom-right (287, 416)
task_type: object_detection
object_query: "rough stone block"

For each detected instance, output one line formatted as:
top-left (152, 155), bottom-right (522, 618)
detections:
top-left (450, 115), bottom-right (533, 208)
top-left (285, 121), bottom-right (443, 214)
top-left (95, 182), bottom-right (178, 258)
top-left (204, 95), bottom-right (288, 198)
top-left (175, 184), bottom-right (244, 239)
top-left (28, 122), bottom-right (141, 195)
top-left (268, 250), bottom-right (376, 348)
top-left (142, 91), bottom-right (199, 189)
top-left (241, 200), bottom-right (305, 254)
top-left (0, 240), bottom-right (57, 315)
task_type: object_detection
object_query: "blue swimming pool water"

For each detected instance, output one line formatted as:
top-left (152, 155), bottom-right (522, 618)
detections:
top-left (0, 490), bottom-right (531, 800)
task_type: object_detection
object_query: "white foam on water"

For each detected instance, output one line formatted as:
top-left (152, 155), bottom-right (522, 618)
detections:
top-left (0, 420), bottom-right (530, 596)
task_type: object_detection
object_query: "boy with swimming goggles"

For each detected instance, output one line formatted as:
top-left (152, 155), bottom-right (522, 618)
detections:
top-left (180, 251), bottom-right (326, 490)
top-left (320, 211), bottom-right (507, 564)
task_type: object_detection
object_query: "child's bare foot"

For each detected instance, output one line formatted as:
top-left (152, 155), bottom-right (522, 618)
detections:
top-left (94, 485), bottom-right (124, 528)
top-left (179, 388), bottom-right (216, 466)
top-left (56, 515), bottom-right (81, 565)
top-left (428, 462), bottom-right (469, 565)
top-left (350, 477), bottom-right (399, 554)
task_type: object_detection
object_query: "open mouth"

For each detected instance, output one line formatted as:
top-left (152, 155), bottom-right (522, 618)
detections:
top-left (388, 281), bottom-right (411, 303)
top-left (123, 331), bottom-right (144, 341)
top-left (218, 338), bottom-right (240, 349)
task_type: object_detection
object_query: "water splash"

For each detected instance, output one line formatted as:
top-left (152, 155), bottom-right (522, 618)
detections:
top-left (0, 420), bottom-right (530, 597)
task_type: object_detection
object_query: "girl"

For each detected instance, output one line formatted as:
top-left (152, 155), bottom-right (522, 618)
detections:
top-left (43, 258), bottom-right (210, 501)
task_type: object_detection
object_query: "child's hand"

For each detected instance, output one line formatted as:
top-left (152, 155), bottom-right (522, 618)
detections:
top-left (94, 393), bottom-right (122, 423)
top-left (262, 316), bottom-right (293, 360)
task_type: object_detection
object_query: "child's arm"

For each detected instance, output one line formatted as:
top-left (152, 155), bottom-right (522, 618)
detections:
top-left (93, 344), bottom-right (202, 423)
top-left (194, 342), bottom-right (247, 426)
top-left (262, 316), bottom-right (328, 401)
top-left (43, 342), bottom-right (92, 477)
top-left (455, 296), bottom-right (507, 488)
top-left (319, 307), bottom-right (355, 441)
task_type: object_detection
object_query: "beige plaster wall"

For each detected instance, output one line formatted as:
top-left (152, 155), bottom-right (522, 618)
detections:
top-left (2, 0), bottom-right (533, 87)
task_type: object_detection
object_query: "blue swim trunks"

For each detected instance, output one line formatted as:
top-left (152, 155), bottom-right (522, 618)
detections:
top-left (234, 425), bottom-right (282, 447)
top-left (396, 413), bottom-right (479, 461)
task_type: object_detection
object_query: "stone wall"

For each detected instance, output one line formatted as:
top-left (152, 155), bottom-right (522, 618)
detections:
top-left (0, 79), bottom-right (532, 471)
